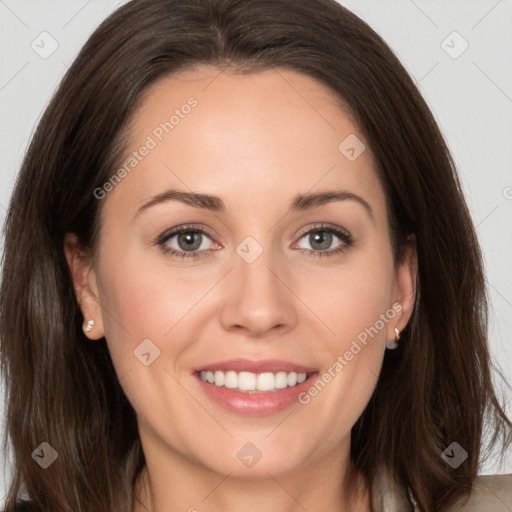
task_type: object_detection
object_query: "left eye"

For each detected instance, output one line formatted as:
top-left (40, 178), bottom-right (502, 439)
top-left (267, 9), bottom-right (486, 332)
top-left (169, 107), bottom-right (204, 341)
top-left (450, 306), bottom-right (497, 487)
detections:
top-left (294, 227), bottom-right (350, 253)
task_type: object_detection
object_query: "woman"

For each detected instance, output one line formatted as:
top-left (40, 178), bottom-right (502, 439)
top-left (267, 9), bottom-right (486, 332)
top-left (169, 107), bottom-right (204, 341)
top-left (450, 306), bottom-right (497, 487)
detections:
top-left (1, 0), bottom-right (510, 511)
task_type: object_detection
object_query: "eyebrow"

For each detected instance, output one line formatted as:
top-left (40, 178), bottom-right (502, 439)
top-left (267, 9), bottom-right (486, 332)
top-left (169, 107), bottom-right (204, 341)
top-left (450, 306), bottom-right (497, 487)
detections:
top-left (135, 188), bottom-right (374, 222)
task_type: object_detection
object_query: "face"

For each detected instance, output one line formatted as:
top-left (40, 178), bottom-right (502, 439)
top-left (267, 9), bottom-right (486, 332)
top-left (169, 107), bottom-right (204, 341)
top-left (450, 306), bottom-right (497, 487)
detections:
top-left (66, 66), bottom-right (416, 479)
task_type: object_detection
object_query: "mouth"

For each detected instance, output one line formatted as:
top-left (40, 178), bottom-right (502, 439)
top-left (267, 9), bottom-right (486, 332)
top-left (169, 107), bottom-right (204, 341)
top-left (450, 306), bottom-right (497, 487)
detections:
top-left (196, 369), bottom-right (310, 393)
top-left (192, 359), bottom-right (319, 416)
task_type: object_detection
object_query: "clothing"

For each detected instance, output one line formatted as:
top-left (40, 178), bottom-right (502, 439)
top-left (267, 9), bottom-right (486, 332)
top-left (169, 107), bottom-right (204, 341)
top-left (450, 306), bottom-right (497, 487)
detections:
top-left (371, 465), bottom-right (512, 511)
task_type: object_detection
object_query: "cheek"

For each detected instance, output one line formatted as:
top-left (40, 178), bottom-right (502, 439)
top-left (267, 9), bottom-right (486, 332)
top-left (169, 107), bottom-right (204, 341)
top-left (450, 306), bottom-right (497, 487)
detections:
top-left (98, 241), bottom-right (213, 331)
top-left (300, 235), bottom-right (395, 350)
top-left (94, 253), bottom-right (208, 435)
top-left (293, 243), bottom-right (394, 427)
top-left (94, 248), bottom-right (209, 383)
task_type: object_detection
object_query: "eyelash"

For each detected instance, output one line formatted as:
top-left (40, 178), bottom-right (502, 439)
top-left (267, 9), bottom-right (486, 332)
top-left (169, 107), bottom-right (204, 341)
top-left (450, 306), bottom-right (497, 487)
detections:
top-left (156, 223), bottom-right (354, 260)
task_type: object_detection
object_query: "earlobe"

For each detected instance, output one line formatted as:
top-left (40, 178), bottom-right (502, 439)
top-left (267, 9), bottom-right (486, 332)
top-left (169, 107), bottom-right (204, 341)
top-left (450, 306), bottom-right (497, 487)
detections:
top-left (64, 233), bottom-right (105, 340)
top-left (393, 234), bottom-right (418, 332)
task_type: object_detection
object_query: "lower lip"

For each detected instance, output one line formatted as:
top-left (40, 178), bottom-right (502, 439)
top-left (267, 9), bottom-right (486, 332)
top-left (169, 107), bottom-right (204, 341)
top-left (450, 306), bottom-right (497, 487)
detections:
top-left (193, 372), bottom-right (319, 416)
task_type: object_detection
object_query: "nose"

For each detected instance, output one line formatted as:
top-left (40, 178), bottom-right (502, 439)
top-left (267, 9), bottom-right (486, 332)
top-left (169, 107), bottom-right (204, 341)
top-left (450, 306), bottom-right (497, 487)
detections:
top-left (219, 242), bottom-right (298, 338)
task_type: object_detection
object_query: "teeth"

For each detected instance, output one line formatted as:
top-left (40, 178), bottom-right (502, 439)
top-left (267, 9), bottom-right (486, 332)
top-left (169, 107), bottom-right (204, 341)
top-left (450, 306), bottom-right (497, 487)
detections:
top-left (199, 370), bottom-right (309, 392)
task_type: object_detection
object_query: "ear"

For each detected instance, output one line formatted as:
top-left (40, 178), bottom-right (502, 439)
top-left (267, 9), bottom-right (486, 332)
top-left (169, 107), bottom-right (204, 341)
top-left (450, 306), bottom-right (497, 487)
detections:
top-left (389, 234), bottom-right (417, 337)
top-left (64, 233), bottom-right (105, 340)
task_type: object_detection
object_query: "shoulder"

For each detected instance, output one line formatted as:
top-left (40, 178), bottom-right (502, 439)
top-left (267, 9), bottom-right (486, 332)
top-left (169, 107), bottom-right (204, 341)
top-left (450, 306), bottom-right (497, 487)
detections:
top-left (447, 473), bottom-right (512, 511)
top-left (372, 465), bottom-right (512, 512)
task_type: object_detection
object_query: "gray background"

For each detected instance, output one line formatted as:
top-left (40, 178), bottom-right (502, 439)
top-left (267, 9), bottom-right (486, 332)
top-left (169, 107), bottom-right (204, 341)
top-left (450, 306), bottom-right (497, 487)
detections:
top-left (1, 0), bottom-right (511, 503)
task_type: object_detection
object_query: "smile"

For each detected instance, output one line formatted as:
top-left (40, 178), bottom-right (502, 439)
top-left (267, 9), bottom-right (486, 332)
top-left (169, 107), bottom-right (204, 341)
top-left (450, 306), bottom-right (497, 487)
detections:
top-left (193, 359), bottom-right (319, 416)
top-left (198, 370), bottom-right (308, 393)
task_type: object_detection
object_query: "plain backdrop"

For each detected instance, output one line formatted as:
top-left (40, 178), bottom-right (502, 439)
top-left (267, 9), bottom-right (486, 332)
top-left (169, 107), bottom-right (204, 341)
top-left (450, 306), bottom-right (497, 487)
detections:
top-left (0, 0), bottom-right (511, 504)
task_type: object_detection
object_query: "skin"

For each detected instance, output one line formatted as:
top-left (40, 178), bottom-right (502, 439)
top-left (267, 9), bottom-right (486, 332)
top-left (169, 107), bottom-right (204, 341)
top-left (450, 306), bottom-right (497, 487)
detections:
top-left (65, 66), bottom-right (417, 512)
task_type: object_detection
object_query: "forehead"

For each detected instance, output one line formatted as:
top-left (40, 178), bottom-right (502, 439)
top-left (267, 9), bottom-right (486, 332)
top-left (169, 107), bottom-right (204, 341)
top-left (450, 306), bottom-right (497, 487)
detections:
top-left (104, 65), bottom-right (385, 222)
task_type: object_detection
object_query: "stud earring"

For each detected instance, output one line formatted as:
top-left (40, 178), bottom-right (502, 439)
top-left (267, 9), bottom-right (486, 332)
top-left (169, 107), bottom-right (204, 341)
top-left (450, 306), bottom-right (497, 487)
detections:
top-left (386, 327), bottom-right (400, 350)
top-left (84, 319), bottom-right (95, 333)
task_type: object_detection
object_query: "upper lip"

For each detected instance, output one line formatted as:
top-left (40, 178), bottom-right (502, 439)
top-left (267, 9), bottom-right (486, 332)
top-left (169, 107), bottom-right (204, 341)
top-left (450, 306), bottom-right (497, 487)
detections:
top-left (194, 358), bottom-right (318, 374)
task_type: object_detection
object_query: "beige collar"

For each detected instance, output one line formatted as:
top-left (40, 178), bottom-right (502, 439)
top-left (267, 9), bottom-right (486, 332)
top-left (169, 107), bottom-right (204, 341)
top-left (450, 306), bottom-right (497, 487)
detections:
top-left (370, 465), bottom-right (418, 512)
top-left (370, 467), bottom-right (512, 511)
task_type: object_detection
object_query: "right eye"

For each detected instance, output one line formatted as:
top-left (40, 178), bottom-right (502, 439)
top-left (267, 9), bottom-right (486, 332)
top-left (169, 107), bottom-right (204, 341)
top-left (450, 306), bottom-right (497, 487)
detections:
top-left (157, 225), bottom-right (220, 260)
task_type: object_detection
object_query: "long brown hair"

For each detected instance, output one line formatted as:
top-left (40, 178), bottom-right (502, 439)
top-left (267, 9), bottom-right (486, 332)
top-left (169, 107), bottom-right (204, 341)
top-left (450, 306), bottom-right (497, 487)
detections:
top-left (1, 1), bottom-right (510, 511)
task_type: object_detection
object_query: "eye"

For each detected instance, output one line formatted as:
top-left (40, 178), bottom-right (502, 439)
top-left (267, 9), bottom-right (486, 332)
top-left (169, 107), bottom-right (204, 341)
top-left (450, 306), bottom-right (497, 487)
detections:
top-left (156, 225), bottom-right (218, 260)
top-left (156, 223), bottom-right (353, 260)
top-left (293, 223), bottom-right (353, 257)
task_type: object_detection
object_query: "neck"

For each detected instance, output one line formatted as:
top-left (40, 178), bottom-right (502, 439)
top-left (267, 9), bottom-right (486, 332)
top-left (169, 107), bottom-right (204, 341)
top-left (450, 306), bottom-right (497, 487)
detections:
top-left (131, 442), bottom-right (370, 512)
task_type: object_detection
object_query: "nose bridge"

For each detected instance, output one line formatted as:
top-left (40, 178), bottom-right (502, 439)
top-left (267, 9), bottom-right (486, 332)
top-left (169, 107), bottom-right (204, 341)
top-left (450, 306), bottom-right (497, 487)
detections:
top-left (219, 232), bottom-right (297, 335)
